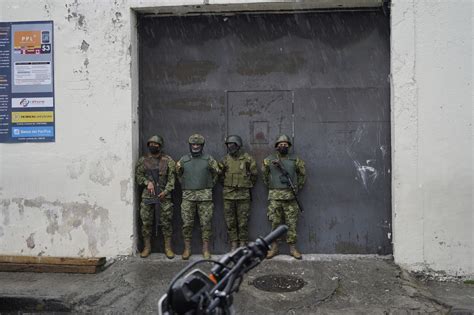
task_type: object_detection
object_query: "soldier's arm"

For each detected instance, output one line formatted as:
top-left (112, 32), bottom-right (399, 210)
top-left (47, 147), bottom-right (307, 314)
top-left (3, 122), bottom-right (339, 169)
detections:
top-left (261, 159), bottom-right (270, 187)
top-left (176, 159), bottom-right (184, 183)
top-left (163, 159), bottom-right (176, 196)
top-left (296, 158), bottom-right (306, 190)
top-left (209, 157), bottom-right (221, 185)
top-left (218, 159), bottom-right (226, 184)
top-left (135, 157), bottom-right (149, 186)
top-left (249, 156), bottom-right (258, 186)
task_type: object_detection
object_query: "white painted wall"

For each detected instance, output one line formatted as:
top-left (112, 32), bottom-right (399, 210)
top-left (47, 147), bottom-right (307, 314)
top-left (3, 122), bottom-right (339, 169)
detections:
top-left (0, 0), bottom-right (138, 257)
top-left (0, 0), bottom-right (472, 277)
top-left (392, 0), bottom-right (473, 277)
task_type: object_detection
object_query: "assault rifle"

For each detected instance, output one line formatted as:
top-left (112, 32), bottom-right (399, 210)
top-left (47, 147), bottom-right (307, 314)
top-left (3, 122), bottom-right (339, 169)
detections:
top-left (144, 169), bottom-right (161, 237)
top-left (271, 159), bottom-right (304, 212)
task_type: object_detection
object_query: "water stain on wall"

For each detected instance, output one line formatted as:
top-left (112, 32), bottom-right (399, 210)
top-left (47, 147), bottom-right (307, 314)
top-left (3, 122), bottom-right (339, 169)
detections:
top-left (17, 197), bottom-right (111, 256)
top-left (88, 154), bottom-right (120, 186)
top-left (1, 200), bottom-right (11, 225)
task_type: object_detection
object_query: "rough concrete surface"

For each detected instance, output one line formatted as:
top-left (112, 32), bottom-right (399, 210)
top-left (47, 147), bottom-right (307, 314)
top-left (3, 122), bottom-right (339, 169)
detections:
top-left (0, 255), bottom-right (472, 314)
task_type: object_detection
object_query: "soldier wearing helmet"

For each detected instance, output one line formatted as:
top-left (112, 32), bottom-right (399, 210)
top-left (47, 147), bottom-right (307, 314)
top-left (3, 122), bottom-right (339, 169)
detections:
top-left (219, 135), bottom-right (258, 251)
top-left (176, 134), bottom-right (220, 260)
top-left (262, 134), bottom-right (306, 259)
top-left (135, 135), bottom-right (176, 259)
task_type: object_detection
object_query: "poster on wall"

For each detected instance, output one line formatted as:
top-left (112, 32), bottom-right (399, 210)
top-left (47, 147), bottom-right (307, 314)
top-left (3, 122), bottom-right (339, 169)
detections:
top-left (0, 21), bottom-right (54, 143)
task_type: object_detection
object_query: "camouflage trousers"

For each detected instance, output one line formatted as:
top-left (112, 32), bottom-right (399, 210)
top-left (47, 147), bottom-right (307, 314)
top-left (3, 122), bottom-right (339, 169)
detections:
top-left (140, 199), bottom-right (174, 239)
top-left (223, 199), bottom-right (251, 242)
top-left (181, 200), bottom-right (213, 241)
top-left (267, 199), bottom-right (299, 244)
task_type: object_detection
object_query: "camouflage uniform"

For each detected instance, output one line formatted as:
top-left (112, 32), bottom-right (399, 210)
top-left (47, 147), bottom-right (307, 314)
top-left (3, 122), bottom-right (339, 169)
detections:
top-left (177, 151), bottom-right (220, 241)
top-left (262, 153), bottom-right (306, 244)
top-left (220, 151), bottom-right (257, 244)
top-left (136, 154), bottom-right (176, 239)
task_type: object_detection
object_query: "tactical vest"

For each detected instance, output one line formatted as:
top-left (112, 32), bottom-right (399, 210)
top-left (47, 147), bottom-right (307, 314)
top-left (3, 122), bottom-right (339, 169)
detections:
top-left (267, 154), bottom-right (297, 189)
top-left (223, 153), bottom-right (253, 188)
top-left (143, 155), bottom-right (169, 189)
top-left (180, 154), bottom-right (213, 190)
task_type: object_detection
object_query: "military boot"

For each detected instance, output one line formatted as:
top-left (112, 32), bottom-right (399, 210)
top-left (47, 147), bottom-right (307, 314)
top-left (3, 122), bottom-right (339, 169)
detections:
top-left (230, 241), bottom-right (238, 252)
top-left (182, 239), bottom-right (192, 260)
top-left (266, 242), bottom-right (279, 259)
top-left (140, 238), bottom-right (151, 258)
top-left (202, 240), bottom-right (211, 259)
top-left (164, 237), bottom-right (175, 259)
top-left (289, 244), bottom-right (302, 260)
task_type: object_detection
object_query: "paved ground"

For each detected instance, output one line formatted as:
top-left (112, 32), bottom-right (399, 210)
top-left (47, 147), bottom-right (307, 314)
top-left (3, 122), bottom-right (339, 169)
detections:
top-left (0, 254), bottom-right (472, 314)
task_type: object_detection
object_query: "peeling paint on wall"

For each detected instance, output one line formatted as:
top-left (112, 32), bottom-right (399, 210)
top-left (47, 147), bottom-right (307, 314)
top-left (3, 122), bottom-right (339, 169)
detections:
top-left (12, 198), bottom-right (24, 215)
top-left (15, 197), bottom-right (112, 256)
top-left (80, 40), bottom-right (89, 52)
top-left (26, 233), bottom-right (35, 249)
top-left (1, 200), bottom-right (10, 225)
top-left (66, 0), bottom-right (87, 31)
top-left (120, 179), bottom-right (132, 205)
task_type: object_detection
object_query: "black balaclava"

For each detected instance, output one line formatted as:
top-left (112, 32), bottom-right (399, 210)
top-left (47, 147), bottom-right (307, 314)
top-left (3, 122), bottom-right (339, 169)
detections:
top-left (276, 146), bottom-right (289, 156)
top-left (149, 146), bottom-right (161, 155)
top-left (227, 143), bottom-right (240, 156)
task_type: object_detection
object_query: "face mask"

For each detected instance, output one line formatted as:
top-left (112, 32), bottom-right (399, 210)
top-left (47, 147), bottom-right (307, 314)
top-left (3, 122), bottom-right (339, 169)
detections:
top-left (149, 146), bottom-right (161, 154)
top-left (189, 144), bottom-right (203, 157)
top-left (277, 146), bottom-right (289, 155)
top-left (227, 143), bottom-right (239, 156)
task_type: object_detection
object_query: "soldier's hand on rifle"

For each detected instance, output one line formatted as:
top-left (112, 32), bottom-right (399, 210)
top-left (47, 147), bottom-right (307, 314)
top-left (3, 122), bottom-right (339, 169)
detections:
top-left (158, 191), bottom-right (166, 201)
top-left (147, 181), bottom-right (156, 195)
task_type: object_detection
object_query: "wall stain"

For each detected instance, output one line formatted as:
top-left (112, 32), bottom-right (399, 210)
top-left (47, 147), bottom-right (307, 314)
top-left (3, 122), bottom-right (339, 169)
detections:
top-left (12, 198), bottom-right (24, 215)
top-left (88, 154), bottom-right (120, 186)
top-left (22, 197), bottom-right (111, 256)
top-left (80, 40), bottom-right (89, 52)
top-left (120, 179), bottom-right (132, 205)
top-left (67, 157), bottom-right (86, 180)
top-left (1, 199), bottom-right (10, 225)
top-left (26, 233), bottom-right (35, 249)
top-left (65, 1), bottom-right (87, 31)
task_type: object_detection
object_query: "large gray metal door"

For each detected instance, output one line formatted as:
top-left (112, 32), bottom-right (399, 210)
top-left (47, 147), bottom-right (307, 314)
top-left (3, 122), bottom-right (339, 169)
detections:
top-left (139, 10), bottom-right (391, 254)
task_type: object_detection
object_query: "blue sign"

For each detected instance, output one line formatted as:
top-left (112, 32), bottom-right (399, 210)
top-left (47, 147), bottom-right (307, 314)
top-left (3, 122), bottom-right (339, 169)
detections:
top-left (12, 126), bottom-right (54, 138)
top-left (0, 21), bottom-right (55, 143)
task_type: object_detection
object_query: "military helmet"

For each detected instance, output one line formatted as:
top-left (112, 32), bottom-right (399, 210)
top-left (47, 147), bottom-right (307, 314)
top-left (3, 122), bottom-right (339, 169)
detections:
top-left (147, 135), bottom-right (164, 146)
top-left (274, 134), bottom-right (292, 147)
top-left (188, 134), bottom-right (205, 145)
top-left (225, 135), bottom-right (243, 147)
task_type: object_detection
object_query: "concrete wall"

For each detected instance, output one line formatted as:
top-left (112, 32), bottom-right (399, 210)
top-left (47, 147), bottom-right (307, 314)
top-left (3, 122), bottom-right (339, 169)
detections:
top-left (0, 0), bottom-right (138, 257)
top-left (0, 0), bottom-right (472, 277)
top-left (391, 0), bottom-right (473, 277)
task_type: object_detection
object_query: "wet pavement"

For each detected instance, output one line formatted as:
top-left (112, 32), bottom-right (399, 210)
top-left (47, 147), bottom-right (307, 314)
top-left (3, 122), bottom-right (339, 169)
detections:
top-left (0, 254), bottom-right (472, 314)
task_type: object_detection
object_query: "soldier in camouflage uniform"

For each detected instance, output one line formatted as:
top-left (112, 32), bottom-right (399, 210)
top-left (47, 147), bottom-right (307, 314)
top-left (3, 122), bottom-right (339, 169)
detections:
top-left (220, 135), bottom-right (258, 251)
top-left (262, 134), bottom-right (306, 259)
top-left (177, 134), bottom-right (220, 260)
top-left (135, 135), bottom-right (176, 259)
